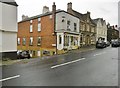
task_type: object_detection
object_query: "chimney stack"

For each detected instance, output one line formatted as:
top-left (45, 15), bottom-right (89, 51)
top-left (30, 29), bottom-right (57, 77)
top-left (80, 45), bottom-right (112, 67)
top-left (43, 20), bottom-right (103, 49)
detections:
top-left (42, 6), bottom-right (49, 14)
top-left (67, 2), bottom-right (72, 13)
top-left (52, 2), bottom-right (56, 13)
top-left (87, 11), bottom-right (90, 18)
top-left (22, 15), bottom-right (28, 20)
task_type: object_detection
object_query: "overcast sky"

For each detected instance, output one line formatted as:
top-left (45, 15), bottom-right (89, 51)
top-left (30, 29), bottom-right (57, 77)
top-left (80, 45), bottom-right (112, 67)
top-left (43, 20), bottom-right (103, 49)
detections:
top-left (15, 0), bottom-right (119, 25)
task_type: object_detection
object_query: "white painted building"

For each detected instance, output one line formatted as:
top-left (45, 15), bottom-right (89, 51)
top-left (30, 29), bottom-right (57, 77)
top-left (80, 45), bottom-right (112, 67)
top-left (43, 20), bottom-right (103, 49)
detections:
top-left (56, 11), bottom-right (80, 51)
top-left (93, 18), bottom-right (107, 42)
top-left (118, 1), bottom-right (120, 38)
top-left (0, 0), bottom-right (18, 59)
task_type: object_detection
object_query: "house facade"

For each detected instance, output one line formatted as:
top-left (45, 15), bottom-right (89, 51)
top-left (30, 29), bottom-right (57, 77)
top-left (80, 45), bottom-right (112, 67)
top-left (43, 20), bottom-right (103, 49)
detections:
top-left (56, 11), bottom-right (80, 52)
top-left (93, 18), bottom-right (107, 42)
top-left (67, 2), bottom-right (96, 47)
top-left (0, 0), bottom-right (18, 59)
top-left (17, 3), bottom-right (80, 57)
top-left (107, 24), bottom-right (119, 42)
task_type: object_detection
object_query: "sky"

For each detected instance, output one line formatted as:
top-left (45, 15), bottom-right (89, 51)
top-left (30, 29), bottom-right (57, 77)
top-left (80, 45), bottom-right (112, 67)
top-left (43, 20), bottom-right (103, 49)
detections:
top-left (15, 0), bottom-right (119, 25)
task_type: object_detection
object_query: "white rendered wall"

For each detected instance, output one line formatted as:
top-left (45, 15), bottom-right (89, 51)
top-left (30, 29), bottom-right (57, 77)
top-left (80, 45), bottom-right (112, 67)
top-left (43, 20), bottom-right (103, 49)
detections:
top-left (0, 2), bottom-right (17, 52)
top-left (2, 3), bottom-right (17, 32)
top-left (56, 12), bottom-right (79, 32)
top-left (2, 32), bottom-right (17, 52)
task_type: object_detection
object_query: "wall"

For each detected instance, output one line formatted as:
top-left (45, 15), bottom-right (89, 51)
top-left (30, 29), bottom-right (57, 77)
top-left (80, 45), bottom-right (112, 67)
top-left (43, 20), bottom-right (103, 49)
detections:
top-left (56, 12), bottom-right (79, 32)
top-left (2, 32), bottom-right (17, 52)
top-left (0, 2), bottom-right (2, 30)
top-left (2, 3), bottom-right (17, 32)
top-left (0, 31), bottom-right (2, 52)
top-left (57, 33), bottom-right (64, 50)
top-left (96, 19), bottom-right (107, 42)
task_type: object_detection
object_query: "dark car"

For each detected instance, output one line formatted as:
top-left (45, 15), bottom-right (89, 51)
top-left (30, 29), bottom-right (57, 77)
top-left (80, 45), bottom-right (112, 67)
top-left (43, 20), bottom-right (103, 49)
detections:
top-left (105, 41), bottom-right (110, 47)
top-left (96, 41), bottom-right (106, 48)
top-left (17, 51), bottom-right (30, 59)
top-left (111, 39), bottom-right (120, 47)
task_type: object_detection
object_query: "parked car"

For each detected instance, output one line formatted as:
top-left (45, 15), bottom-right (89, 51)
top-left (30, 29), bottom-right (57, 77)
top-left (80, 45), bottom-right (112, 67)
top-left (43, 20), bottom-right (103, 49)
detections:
top-left (96, 41), bottom-right (106, 48)
top-left (111, 39), bottom-right (120, 47)
top-left (105, 41), bottom-right (110, 47)
top-left (17, 51), bottom-right (30, 59)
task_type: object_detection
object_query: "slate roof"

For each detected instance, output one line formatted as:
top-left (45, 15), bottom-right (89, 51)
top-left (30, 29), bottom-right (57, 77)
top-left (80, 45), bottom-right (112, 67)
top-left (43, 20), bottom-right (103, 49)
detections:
top-left (71, 9), bottom-right (96, 25)
top-left (93, 18), bottom-right (105, 26)
top-left (0, 0), bottom-right (18, 6)
top-left (19, 9), bottom-right (80, 23)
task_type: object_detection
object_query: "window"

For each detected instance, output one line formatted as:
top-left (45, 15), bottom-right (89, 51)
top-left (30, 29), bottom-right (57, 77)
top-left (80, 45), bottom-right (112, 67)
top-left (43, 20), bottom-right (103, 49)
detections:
top-left (38, 23), bottom-right (41, 32)
top-left (17, 38), bottom-right (20, 45)
top-left (59, 35), bottom-right (62, 44)
top-left (74, 23), bottom-right (77, 32)
top-left (67, 20), bottom-right (70, 30)
top-left (50, 15), bottom-right (52, 19)
top-left (37, 37), bottom-right (41, 46)
top-left (30, 20), bottom-right (32, 24)
top-left (29, 37), bottom-right (33, 45)
top-left (38, 18), bottom-right (41, 22)
top-left (22, 38), bottom-right (26, 45)
top-left (30, 25), bottom-right (33, 32)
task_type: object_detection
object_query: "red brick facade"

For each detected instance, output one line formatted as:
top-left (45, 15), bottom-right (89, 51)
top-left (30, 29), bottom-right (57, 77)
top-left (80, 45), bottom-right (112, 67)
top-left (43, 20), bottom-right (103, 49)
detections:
top-left (17, 15), bottom-right (56, 57)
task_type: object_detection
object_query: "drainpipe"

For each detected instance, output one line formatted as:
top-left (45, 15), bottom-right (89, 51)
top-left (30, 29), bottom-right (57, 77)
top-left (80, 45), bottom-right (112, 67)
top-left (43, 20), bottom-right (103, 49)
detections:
top-left (52, 2), bottom-right (57, 54)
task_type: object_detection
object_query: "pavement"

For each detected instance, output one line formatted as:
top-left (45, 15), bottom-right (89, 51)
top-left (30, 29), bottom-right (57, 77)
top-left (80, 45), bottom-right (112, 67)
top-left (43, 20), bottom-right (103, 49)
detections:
top-left (1, 46), bottom-right (119, 86)
top-left (0, 45), bottom-right (96, 66)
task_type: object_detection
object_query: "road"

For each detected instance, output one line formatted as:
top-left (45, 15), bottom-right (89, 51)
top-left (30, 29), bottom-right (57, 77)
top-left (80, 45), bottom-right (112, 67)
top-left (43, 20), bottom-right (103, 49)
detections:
top-left (1, 47), bottom-right (119, 86)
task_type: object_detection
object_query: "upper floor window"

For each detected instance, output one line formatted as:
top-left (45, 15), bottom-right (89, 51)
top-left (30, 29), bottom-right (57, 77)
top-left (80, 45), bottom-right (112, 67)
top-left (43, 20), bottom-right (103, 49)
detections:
top-left (38, 18), bottom-right (41, 22)
top-left (67, 20), bottom-right (71, 30)
top-left (50, 15), bottom-right (52, 19)
top-left (38, 23), bottom-right (41, 32)
top-left (87, 25), bottom-right (90, 31)
top-left (22, 38), bottom-right (26, 45)
top-left (30, 25), bottom-right (33, 32)
top-left (37, 37), bottom-right (41, 46)
top-left (30, 20), bottom-right (32, 24)
top-left (17, 38), bottom-right (20, 45)
top-left (29, 37), bottom-right (33, 45)
top-left (74, 23), bottom-right (77, 32)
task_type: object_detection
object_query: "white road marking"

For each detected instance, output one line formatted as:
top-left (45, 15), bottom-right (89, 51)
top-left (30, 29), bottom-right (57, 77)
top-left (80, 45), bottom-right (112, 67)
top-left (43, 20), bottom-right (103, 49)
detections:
top-left (93, 52), bottom-right (106, 56)
top-left (51, 58), bottom-right (86, 69)
top-left (0, 75), bottom-right (20, 82)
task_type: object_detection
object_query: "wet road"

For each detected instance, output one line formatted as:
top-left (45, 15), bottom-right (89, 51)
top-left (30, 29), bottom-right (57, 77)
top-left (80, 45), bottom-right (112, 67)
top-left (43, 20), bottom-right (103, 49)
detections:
top-left (1, 47), bottom-right (119, 86)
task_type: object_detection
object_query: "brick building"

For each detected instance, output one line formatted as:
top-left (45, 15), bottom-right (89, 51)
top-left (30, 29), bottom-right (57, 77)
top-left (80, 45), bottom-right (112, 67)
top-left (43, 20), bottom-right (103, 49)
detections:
top-left (107, 24), bottom-right (119, 42)
top-left (17, 3), bottom-right (80, 57)
top-left (67, 2), bottom-right (96, 47)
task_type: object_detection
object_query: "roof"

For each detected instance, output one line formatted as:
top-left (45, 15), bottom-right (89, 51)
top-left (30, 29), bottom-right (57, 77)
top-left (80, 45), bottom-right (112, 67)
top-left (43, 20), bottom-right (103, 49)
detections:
top-left (93, 18), bottom-right (106, 26)
top-left (71, 10), bottom-right (96, 25)
top-left (0, 0), bottom-right (18, 6)
top-left (19, 10), bottom-right (80, 23)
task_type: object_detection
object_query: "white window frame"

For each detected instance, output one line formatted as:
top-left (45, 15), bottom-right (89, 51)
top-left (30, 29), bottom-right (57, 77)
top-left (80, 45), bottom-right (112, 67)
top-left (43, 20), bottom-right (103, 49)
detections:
top-left (22, 37), bottom-right (26, 45)
top-left (17, 38), bottom-right (20, 45)
top-left (37, 37), bottom-right (41, 46)
top-left (30, 25), bottom-right (33, 32)
top-left (38, 18), bottom-right (41, 22)
top-left (30, 20), bottom-right (32, 23)
top-left (30, 37), bottom-right (33, 45)
top-left (50, 15), bottom-right (52, 19)
top-left (38, 23), bottom-right (41, 32)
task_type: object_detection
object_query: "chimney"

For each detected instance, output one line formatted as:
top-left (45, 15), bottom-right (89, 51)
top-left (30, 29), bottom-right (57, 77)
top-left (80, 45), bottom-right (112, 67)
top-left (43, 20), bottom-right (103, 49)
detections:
top-left (22, 15), bottom-right (28, 20)
top-left (67, 2), bottom-right (72, 13)
top-left (42, 6), bottom-right (49, 14)
top-left (87, 11), bottom-right (90, 18)
top-left (52, 2), bottom-right (56, 13)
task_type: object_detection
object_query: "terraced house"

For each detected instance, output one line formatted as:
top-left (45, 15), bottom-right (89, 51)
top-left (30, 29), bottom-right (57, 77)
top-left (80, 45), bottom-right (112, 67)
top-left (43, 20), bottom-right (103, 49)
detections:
top-left (17, 3), bottom-right (80, 57)
top-left (93, 18), bottom-right (107, 42)
top-left (67, 2), bottom-right (96, 47)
